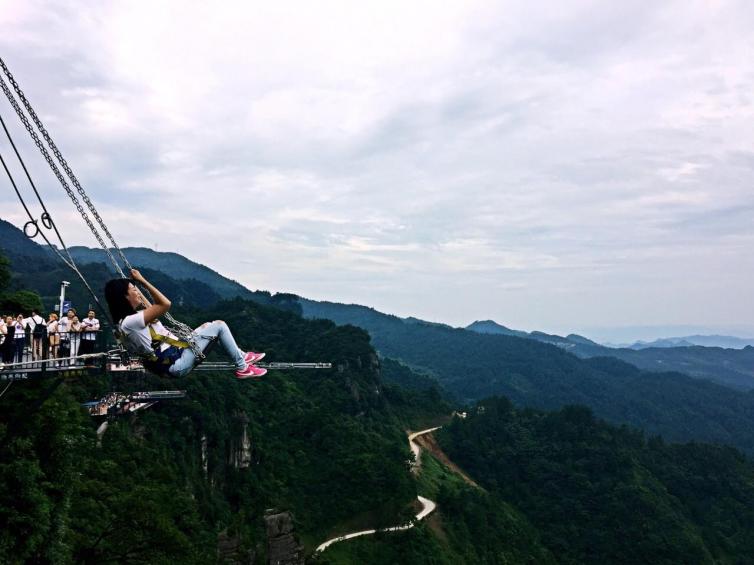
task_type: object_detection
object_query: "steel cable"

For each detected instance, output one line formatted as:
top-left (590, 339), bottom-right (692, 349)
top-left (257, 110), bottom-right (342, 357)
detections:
top-left (0, 58), bottom-right (204, 359)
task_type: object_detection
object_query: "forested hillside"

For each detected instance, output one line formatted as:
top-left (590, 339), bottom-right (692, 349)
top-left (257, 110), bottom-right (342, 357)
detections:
top-left (439, 397), bottom-right (754, 564)
top-left (318, 397), bottom-right (754, 564)
top-left (299, 298), bottom-right (754, 456)
top-left (0, 274), bottom-right (438, 562)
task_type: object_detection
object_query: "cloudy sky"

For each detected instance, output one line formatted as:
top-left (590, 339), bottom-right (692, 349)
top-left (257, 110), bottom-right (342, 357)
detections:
top-left (1, 0), bottom-right (753, 341)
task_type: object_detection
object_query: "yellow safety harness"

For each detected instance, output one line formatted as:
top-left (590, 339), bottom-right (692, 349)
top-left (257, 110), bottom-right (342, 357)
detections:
top-left (142, 325), bottom-right (191, 376)
top-left (148, 325), bottom-right (190, 350)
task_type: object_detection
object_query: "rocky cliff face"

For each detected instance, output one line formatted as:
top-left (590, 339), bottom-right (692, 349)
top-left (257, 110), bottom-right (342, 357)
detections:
top-left (264, 510), bottom-right (304, 565)
top-left (216, 529), bottom-right (256, 564)
top-left (337, 352), bottom-right (382, 405)
top-left (229, 412), bottom-right (253, 469)
top-left (201, 434), bottom-right (208, 476)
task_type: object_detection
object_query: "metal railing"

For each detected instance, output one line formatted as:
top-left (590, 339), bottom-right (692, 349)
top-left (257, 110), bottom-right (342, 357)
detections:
top-left (0, 329), bottom-right (107, 371)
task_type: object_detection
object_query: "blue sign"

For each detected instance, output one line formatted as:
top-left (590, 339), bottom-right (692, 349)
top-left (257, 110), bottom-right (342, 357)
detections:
top-left (62, 300), bottom-right (72, 314)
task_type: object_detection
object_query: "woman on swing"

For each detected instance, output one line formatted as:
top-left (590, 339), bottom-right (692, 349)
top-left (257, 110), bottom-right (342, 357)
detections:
top-left (105, 269), bottom-right (266, 379)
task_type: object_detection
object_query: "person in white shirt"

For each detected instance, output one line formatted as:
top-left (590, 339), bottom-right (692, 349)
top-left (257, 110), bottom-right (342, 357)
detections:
top-left (79, 310), bottom-right (100, 356)
top-left (12, 314), bottom-right (26, 363)
top-left (69, 314), bottom-right (82, 363)
top-left (57, 309), bottom-right (72, 363)
top-left (27, 309), bottom-right (46, 361)
top-left (104, 269), bottom-right (265, 379)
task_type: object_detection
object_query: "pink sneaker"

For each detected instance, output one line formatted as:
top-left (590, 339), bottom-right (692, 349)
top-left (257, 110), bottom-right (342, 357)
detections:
top-left (244, 351), bottom-right (266, 364)
top-left (235, 364), bottom-right (267, 380)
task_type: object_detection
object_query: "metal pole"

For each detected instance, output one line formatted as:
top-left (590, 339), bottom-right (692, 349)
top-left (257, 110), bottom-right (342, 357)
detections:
top-left (58, 280), bottom-right (69, 318)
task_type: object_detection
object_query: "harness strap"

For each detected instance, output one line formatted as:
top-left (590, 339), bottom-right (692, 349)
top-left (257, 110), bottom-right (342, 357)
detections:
top-left (115, 321), bottom-right (211, 377)
top-left (148, 325), bottom-right (190, 349)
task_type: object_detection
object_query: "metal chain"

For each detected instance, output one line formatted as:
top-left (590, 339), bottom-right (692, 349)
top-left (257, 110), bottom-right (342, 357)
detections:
top-left (0, 139), bottom-right (111, 324)
top-left (0, 56), bottom-right (132, 272)
top-left (135, 286), bottom-right (206, 360)
top-left (0, 111), bottom-right (113, 323)
top-left (0, 74), bottom-right (126, 277)
top-left (0, 58), bottom-right (203, 360)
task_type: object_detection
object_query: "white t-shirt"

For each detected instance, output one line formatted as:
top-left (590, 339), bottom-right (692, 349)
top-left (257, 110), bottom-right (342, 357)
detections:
top-left (81, 317), bottom-right (100, 340)
top-left (119, 312), bottom-right (178, 356)
top-left (58, 317), bottom-right (71, 340)
top-left (24, 315), bottom-right (44, 331)
top-left (28, 315), bottom-right (45, 337)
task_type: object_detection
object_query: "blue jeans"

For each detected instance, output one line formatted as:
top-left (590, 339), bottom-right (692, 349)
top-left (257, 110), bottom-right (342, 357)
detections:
top-left (168, 320), bottom-right (246, 377)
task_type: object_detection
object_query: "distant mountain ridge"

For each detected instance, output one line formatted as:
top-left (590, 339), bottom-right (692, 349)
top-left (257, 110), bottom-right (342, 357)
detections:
top-left (0, 219), bottom-right (302, 315)
top-left (0, 218), bottom-right (51, 264)
top-left (627, 335), bottom-right (754, 349)
top-left (467, 319), bottom-right (601, 347)
top-left (465, 320), bottom-right (529, 338)
top-left (464, 318), bottom-right (754, 391)
top-left (0, 219), bottom-right (256, 300)
top-left (65, 246), bottom-right (253, 300)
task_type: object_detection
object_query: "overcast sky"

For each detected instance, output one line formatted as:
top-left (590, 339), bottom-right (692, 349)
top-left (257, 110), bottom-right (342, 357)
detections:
top-left (1, 0), bottom-right (753, 341)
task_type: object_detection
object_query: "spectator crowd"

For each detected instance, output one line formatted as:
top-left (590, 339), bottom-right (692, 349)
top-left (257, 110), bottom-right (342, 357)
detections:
top-left (0, 307), bottom-right (100, 366)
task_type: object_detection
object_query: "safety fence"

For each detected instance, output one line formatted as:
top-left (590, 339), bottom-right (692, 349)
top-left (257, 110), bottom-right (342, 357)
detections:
top-left (0, 329), bottom-right (107, 369)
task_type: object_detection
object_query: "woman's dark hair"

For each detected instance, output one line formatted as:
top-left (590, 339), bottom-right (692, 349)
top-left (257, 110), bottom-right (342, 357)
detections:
top-left (105, 279), bottom-right (136, 323)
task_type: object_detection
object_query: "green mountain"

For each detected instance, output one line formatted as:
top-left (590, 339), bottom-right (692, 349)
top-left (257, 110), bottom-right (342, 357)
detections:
top-left (0, 219), bottom-right (302, 317)
top-left (65, 246), bottom-right (252, 300)
top-left (0, 218), bottom-right (51, 265)
top-left (310, 396), bottom-right (754, 564)
top-left (629, 334), bottom-right (754, 349)
top-left (466, 319), bottom-right (754, 390)
top-left (439, 397), bottom-right (754, 564)
top-left (66, 248), bottom-right (302, 315)
top-left (465, 319), bottom-right (529, 338)
top-left (589, 344), bottom-right (754, 391)
top-left (299, 298), bottom-right (754, 456)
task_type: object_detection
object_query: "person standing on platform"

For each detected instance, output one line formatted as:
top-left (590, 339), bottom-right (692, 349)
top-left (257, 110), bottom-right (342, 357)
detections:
top-left (47, 312), bottom-right (60, 361)
top-left (0, 315), bottom-right (13, 364)
top-left (58, 309), bottom-right (72, 364)
top-left (79, 310), bottom-right (100, 356)
top-left (69, 314), bottom-right (82, 364)
top-left (12, 314), bottom-right (26, 363)
top-left (28, 309), bottom-right (46, 361)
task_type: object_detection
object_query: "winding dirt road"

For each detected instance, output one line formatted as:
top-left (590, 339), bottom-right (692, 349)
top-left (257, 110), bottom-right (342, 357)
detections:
top-left (409, 427), bottom-right (441, 474)
top-left (315, 427), bottom-right (441, 554)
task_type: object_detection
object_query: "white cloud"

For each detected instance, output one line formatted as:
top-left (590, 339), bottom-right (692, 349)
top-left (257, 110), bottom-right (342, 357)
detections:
top-left (0, 0), bottom-right (753, 333)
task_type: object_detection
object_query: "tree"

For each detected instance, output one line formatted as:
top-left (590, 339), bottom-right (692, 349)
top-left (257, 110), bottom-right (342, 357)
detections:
top-left (1, 289), bottom-right (44, 315)
top-left (0, 253), bottom-right (9, 293)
